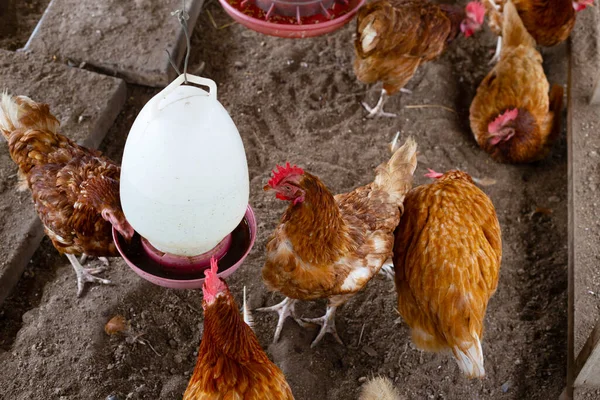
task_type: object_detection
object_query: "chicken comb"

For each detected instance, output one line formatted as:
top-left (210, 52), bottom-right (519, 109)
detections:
top-left (203, 257), bottom-right (223, 298)
top-left (488, 108), bottom-right (518, 134)
top-left (424, 169), bottom-right (444, 179)
top-left (466, 1), bottom-right (486, 25)
top-left (267, 162), bottom-right (304, 188)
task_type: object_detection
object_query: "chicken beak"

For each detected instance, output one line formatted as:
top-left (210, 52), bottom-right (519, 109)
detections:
top-left (263, 184), bottom-right (272, 192)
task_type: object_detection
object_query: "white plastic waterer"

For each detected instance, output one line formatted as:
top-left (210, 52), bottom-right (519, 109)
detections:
top-left (119, 74), bottom-right (249, 267)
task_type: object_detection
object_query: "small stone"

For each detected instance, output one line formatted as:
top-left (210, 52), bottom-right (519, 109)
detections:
top-left (234, 61), bottom-right (245, 68)
top-left (362, 346), bottom-right (378, 357)
top-left (174, 354), bottom-right (183, 364)
top-left (501, 381), bottom-right (511, 393)
top-left (358, 376), bottom-right (367, 383)
top-left (300, 62), bottom-right (308, 68)
top-left (106, 395), bottom-right (121, 400)
top-left (169, 339), bottom-right (177, 348)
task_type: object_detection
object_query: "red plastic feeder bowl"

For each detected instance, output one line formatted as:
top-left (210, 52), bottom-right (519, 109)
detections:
top-left (219, 0), bottom-right (365, 38)
top-left (113, 205), bottom-right (257, 290)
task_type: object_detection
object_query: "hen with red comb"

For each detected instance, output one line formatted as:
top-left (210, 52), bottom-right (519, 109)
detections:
top-left (267, 162), bottom-right (305, 188)
top-left (259, 136), bottom-right (418, 347)
top-left (202, 257), bottom-right (226, 305)
top-left (185, 257), bottom-right (294, 399)
top-left (470, 0), bottom-right (563, 163)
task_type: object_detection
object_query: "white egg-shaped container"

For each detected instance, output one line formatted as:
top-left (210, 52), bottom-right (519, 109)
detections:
top-left (119, 74), bottom-right (249, 256)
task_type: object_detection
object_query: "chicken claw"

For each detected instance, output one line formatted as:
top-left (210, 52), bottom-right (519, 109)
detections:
top-left (362, 89), bottom-right (397, 118)
top-left (378, 258), bottom-right (395, 280)
top-left (80, 253), bottom-right (110, 267)
top-left (256, 297), bottom-right (302, 343)
top-left (66, 254), bottom-right (111, 297)
top-left (301, 305), bottom-right (344, 348)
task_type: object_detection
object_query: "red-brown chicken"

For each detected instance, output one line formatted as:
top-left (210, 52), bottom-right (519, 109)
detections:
top-left (259, 136), bottom-right (417, 347)
top-left (354, 0), bottom-right (486, 117)
top-left (0, 94), bottom-right (134, 296)
top-left (183, 258), bottom-right (294, 400)
top-left (469, 0), bottom-right (564, 163)
top-left (485, 0), bottom-right (593, 62)
top-left (393, 169), bottom-right (502, 378)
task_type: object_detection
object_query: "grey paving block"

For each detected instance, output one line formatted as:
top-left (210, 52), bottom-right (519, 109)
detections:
top-left (24, 0), bottom-right (204, 87)
top-left (568, 6), bottom-right (600, 398)
top-left (0, 49), bottom-right (126, 306)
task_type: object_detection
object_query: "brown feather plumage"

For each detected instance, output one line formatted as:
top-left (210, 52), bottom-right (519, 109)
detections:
top-left (0, 94), bottom-right (127, 257)
top-left (183, 286), bottom-right (294, 400)
top-left (470, 0), bottom-right (563, 163)
top-left (393, 170), bottom-right (501, 378)
top-left (263, 138), bottom-right (417, 305)
top-left (353, 0), bottom-right (465, 94)
top-left (485, 0), bottom-right (576, 47)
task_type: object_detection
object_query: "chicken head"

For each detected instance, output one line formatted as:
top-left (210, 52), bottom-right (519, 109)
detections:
top-left (264, 162), bottom-right (306, 205)
top-left (574, 0), bottom-right (594, 11)
top-left (81, 176), bottom-right (134, 240)
top-left (202, 257), bottom-right (228, 305)
top-left (460, 2), bottom-right (486, 37)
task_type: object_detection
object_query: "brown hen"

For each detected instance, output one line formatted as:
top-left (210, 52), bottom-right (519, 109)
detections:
top-left (259, 136), bottom-right (417, 347)
top-left (470, 0), bottom-right (564, 163)
top-left (353, 0), bottom-right (485, 117)
top-left (0, 94), bottom-right (133, 296)
top-left (485, 0), bottom-right (593, 62)
top-left (393, 170), bottom-right (501, 378)
top-left (183, 258), bottom-right (294, 400)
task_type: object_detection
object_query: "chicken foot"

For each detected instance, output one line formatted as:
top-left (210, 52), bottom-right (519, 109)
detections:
top-left (378, 258), bottom-right (395, 280)
top-left (256, 297), bottom-right (303, 343)
top-left (301, 305), bottom-right (344, 348)
top-left (362, 88), bottom-right (399, 118)
top-left (66, 254), bottom-right (111, 297)
top-left (79, 253), bottom-right (110, 266)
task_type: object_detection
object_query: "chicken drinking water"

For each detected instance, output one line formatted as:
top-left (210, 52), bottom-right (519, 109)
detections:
top-left (259, 135), bottom-right (417, 347)
top-left (0, 94), bottom-right (134, 297)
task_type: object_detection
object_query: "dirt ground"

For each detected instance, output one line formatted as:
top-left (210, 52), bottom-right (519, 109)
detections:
top-left (0, 1), bottom-right (574, 399)
top-left (0, 0), bottom-right (50, 51)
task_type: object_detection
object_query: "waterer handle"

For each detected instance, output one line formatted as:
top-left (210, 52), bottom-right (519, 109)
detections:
top-left (148, 74), bottom-right (218, 117)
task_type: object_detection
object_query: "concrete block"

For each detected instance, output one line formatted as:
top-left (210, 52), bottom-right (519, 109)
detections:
top-left (24, 0), bottom-right (204, 87)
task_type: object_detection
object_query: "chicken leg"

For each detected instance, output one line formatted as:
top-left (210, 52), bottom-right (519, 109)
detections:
top-left (378, 258), bottom-right (395, 280)
top-left (79, 253), bottom-right (110, 266)
top-left (301, 305), bottom-right (344, 348)
top-left (362, 88), bottom-right (406, 118)
top-left (256, 297), bottom-right (303, 343)
top-left (66, 253), bottom-right (111, 297)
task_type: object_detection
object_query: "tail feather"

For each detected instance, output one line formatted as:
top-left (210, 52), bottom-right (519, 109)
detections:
top-left (0, 93), bottom-right (59, 140)
top-left (547, 84), bottom-right (565, 144)
top-left (501, 0), bottom-right (536, 51)
top-left (359, 376), bottom-right (403, 400)
top-left (242, 286), bottom-right (254, 330)
top-left (452, 333), bottom-right (485, 379)
top-left (374, 135), bottom-right (418, 205)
